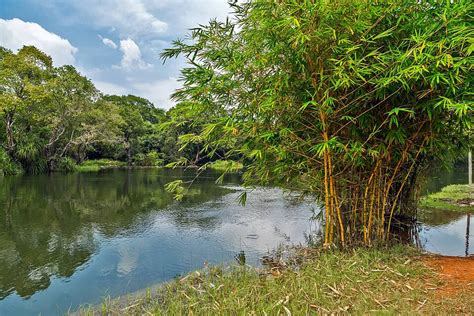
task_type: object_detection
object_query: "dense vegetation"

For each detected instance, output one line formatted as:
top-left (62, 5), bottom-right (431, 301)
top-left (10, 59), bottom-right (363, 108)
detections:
top-left (0, 46), bottom-right (208, 175)
top-left (163, 0), bottom-right (473, 246)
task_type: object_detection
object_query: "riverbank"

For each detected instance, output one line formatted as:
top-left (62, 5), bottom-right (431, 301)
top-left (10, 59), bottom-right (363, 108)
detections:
top-left (77, 247), bottom-right (473, 315)
top-left (420, 184), bottom-right (474, 212)
top-left (73, 159), bottom-right (244, 173)
top-left (75, 159), bottom-right (129, 172)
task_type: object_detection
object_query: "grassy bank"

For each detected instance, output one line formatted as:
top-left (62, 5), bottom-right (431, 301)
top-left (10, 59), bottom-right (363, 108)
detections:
top-left (75, 159), bottom-right (243, 173)
top-left (420, 184), bottom-right (474, 212)
top-left (75, 159), bottom-right (128, 172)
top-left (207, 160), bottom-right (244, 172)
top-left (77, 246), bottom-right (472, 315)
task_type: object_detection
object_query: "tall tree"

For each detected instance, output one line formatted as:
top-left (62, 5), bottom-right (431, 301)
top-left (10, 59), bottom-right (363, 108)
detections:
top-left (68, 98), bottom-right (124, 163)
top-left (0, 46), bottom-right (53, 172)
top-left (103, 95), bottom-right (166, 165)
top-left (0, 46), bottom-right (126, 172)
top-left (39, 66), bottom-right (99, 169)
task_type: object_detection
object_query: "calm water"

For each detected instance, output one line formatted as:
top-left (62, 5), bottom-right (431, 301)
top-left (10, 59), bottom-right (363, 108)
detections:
top-left (417, 162), bottom-right (472, 256)
top-left (0, 167), bottom-right (471, 315)
top-left (0, 169), bottom-right (318, 315)
top-left (417, 211), bottom-right (471, 257)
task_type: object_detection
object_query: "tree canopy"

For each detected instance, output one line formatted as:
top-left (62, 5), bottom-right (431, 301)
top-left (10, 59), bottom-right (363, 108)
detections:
top-left (163, 0), bottom-right (473, 246)
top-left (0, 46), bottom-right (207, 174)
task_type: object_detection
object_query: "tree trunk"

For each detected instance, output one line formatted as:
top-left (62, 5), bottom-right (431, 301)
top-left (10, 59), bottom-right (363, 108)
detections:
top-left (5, 112), bottom-right (15, 154)
top-left (126, 141), bottom-right (132, 166)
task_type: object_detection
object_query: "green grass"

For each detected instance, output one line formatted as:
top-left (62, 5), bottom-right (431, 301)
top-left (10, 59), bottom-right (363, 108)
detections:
top-left (420, 184), bottom-right (474, 212)
top-left (207, 160), bottom-right (244, 172)
top-left (77, 246), bottom-right (452, 315)
top-left (76, 159), bottom-right (127, 172)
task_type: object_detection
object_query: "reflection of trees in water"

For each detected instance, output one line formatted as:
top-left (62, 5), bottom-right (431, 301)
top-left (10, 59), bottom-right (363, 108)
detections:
top-left (0, 180), bottom-right (96, 298)
top-left (0, 169), bottom-right (237, 298)
top-left (0, 227), bottom-right (94, 299)
top-left (415, 208), bottom-right (472, 257)
top-left (164, 185), bottom-right (236, 230)
top-left (418, 208), bottom-right (466, 226)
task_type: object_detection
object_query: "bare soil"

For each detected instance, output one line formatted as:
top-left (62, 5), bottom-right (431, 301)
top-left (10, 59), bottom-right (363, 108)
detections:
top-left (423, 255), bottom-right (474, 314)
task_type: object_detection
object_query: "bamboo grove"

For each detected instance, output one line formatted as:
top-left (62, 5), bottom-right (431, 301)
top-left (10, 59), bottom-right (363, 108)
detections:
top-left (162, 0), bottom-right (473, 246)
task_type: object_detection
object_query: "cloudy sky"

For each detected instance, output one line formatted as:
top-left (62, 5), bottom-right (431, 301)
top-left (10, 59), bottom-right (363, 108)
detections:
top-left (0, 0), bottom-right (232, 109)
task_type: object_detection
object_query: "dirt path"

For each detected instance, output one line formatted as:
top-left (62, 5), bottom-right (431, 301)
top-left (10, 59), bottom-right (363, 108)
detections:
top-left (423, 256), bottom-right (474, 313)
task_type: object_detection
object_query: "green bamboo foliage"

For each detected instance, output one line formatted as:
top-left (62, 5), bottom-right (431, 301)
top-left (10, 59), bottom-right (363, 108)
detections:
top-left (163, 0), bottom-right (473, 246)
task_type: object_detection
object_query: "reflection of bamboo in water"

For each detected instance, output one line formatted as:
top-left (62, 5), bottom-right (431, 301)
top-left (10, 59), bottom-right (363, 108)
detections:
top-left (466, 213), bottom-right (471, 257)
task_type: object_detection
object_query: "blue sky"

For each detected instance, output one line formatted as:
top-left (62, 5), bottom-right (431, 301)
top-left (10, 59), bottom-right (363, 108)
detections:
top-left (0, 0), bottom-right (231, 109)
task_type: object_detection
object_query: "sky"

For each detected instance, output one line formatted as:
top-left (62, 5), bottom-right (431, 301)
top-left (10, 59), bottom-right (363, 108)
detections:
top-left (0, 0), bottom-right (232, 109)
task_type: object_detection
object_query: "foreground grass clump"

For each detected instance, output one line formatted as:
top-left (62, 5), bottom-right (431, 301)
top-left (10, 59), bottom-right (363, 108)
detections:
top-left (420, 184), bottom-right (474, 212)
top-left (79, 247), bottom-right (450, 315)
top-left (76, 159), bottom-right (127, 172)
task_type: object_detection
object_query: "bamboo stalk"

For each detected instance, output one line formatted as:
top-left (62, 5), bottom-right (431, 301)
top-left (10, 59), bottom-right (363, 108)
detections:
top-left (367, 160), bottom-right (381, 241)
top-left (386, 142), bottom-right (425, 239)
top-left (323, 150), bottom-right (331, 246)
top-left (367, 174), bottom-right (377, 242)
top-left (329, 161), bottom-right (344, 245)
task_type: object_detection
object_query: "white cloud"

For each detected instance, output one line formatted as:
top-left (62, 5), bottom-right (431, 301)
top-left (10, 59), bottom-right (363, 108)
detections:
top-left (117, 38), bottom-right (152, 70)
top-left (93, 80), bottom-right (128, 96)
top-left (132, 77), bottom-right (181, 109)
top-left (85, 77), bottom-right (180, 109)
top-left (0, 18), bottom-right (77, 66)
top-left (99, 36), bottom-right (117, 49)
top-left (28, 0), bottom-right (234, 108)
top-left (146, 0), bottom-right (232, 31)
top-left (66, 0), bottom-right (167, 38)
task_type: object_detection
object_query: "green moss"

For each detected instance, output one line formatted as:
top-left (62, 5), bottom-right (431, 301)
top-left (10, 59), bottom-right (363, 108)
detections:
top-left (420, 184), bottom-right (474, 212)
top-left (76, 159), bottom-right (127, 172)
top-left (78, 246), bottom-right (452, 315)
top-left (208, 160), bottom-right (243, 172)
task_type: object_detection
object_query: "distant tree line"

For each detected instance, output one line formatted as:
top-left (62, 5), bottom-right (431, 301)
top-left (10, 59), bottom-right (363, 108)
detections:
top-left (0, 45), bottom-right (208, 174)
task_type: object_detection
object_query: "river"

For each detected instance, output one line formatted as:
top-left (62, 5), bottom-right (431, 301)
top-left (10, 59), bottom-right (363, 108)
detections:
top-left (0, 167), bottom-right (471, 315)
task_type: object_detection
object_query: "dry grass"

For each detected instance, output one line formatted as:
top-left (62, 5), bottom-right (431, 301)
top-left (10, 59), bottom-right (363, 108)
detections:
top-left (75, 246), bottom-right (472, 315)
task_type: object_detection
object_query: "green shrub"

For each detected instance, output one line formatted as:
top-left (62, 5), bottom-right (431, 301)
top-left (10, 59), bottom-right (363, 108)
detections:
top-left (0, 149), bottom-right (23, 175)
top-left (133, 152), bottom-right (163, 167)
top-left (162, 0), bottom-right (473, 246)
top-left (56, 157), bottom-right (78, 172)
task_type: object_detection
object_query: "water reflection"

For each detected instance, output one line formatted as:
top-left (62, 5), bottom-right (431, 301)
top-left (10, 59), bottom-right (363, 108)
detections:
top-left (466, 214), bottom-right (471, 256)
top-left (0, 169), bottom-right (317, 315)
top-left (417, 161), bottom-right (472, 257)
top-left (0, 170), bottom-right (224, 299)
top-left (417, 209), bottom-right (472, 257)
top-left (0, 167), bottom-right (471, 315)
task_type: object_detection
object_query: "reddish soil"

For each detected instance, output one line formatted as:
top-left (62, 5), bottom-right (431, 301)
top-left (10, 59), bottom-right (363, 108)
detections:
top-left (424, 256), bottom-right (474, 297)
